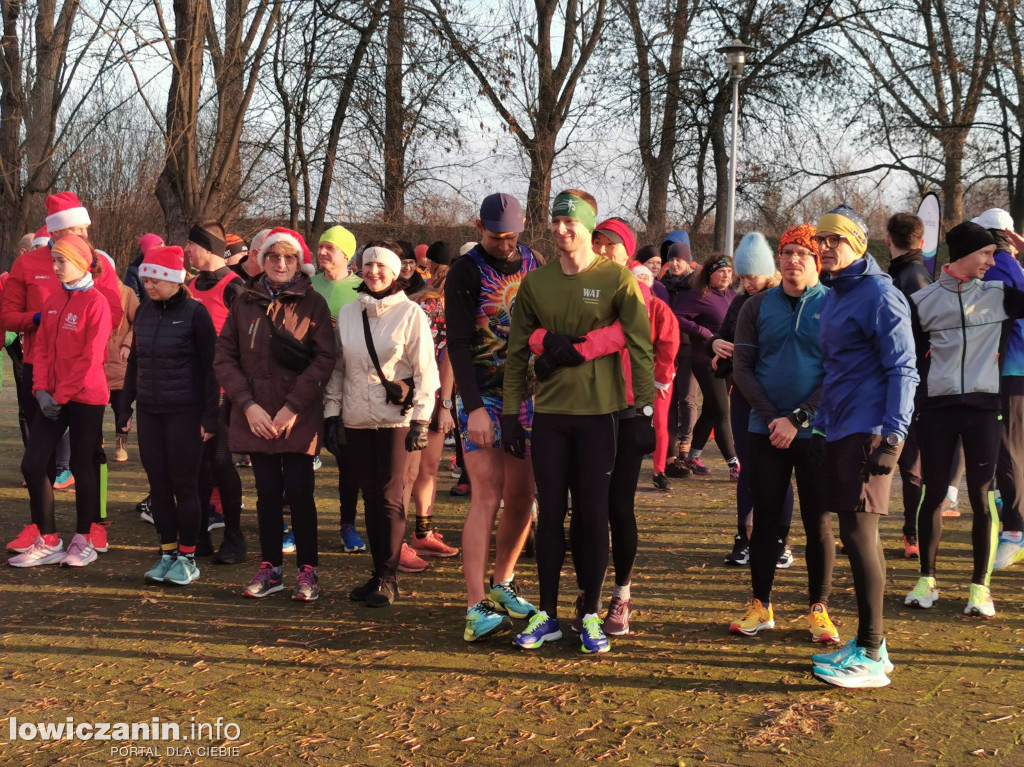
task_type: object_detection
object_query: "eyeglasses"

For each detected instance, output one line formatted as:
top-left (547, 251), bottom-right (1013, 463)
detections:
top-left (264, 252), bottom-right (297, 265)
top-left (779, 247), bottom-right (815, 261)
top-left (811, 234), bottom-right (846, 250)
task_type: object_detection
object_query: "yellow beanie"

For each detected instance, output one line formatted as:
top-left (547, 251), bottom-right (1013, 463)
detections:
top-left (816, 204), bottom-right (868, 256)
top-left (319, 226), bottom-right (357, 259)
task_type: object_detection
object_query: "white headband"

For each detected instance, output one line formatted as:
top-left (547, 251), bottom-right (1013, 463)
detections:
top-left (362, 246), bottom-right (402, 279)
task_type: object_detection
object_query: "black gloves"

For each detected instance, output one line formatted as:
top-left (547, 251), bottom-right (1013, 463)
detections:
top-left (500, 413), bottom-right (527, 459)
top-left (866, 436), bottom-right (900, 476)
top-left (405, 420), bottom-right (430, 452)
top-left (324, 416), bottom-right (343, 455)
top-left (35, 391), bottom-right (60, 420)
top-left (634, 407), bottom-right (656, 455)
top-left (534, 333), bottom-right (585, 382)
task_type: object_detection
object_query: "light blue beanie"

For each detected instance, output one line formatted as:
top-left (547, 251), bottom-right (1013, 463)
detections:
top-left (733, 232), bottom-right (775, 276)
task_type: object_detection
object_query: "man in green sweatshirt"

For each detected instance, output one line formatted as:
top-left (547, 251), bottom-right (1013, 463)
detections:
top-left (504, 188), bottom-right (655, 655)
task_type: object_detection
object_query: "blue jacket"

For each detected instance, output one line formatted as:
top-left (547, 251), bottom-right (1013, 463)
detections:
top-left (985, 249), bottom-right (1024, 377)
top-left (733, 282), bottom-right (829, 438)
top-left (817, 255), bottom-right (918, 441)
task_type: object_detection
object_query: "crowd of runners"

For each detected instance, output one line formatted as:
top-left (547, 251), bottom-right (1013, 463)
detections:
top-left (3, 188), bottom-right (1024, 690)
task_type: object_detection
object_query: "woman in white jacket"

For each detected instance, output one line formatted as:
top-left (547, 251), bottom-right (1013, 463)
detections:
top-left (324, 240), bottom-right (439, 607)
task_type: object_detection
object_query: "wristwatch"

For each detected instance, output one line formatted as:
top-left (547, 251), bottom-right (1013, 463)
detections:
top-left (788, 407), bottom-right (811, 429)
top-left (884, 432), bottom-right (901, 447)
top-left (640, 404), bottom-right (654, 418)
top-left (442, 398), bottom-right (453, 409)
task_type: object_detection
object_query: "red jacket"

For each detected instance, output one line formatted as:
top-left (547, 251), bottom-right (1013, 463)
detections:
top-left (529, 282), bottom-right (679, 406)
top-left (32, 285), bottom-right (112, 406)
top-left (0, 245), bottom-right (123, 365)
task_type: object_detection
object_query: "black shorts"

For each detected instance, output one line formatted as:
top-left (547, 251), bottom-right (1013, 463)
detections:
top-left (824, 433), bottom-right (902, 515)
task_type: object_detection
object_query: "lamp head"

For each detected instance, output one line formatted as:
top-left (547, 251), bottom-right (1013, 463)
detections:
top-left (716, 38), bottom-right (754, 78)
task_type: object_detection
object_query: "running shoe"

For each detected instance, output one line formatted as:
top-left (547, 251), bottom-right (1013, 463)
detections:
top-left (444, 434), bottom-right (456, 448)
top-left (165, 555), bottom-right (200, 586)
top-left (724, 534), bottom-right (749, 566)
top-left (207, 511), bottom-right (225, 531)
top-left (366, 579), bottom-right (398, 607)
top-left (214, 528), bottom-right (247, 565)
top-left (813, 637), bottom-right (894, 674)
top-left (603, 597), bottom-right (632, 636)
top-left (812, 644), bottom-right (891, 688)
top-left (729, 462), bottom-right (741, 482)
top-left (776, 544), bottom-right (794, 569)
top-left (340, 524), bottom-right (367, 553)
top-left (514, 611), bottom-right (562, 649)
top-left (965, 583), bottom-right (996, 617)
top-left (282, 525), bottom-right (296, 554)
top-left (234, 454), bottom-right (251, 467)
top-left (61, 533), bottom-right (96, 567)
top-left (653, 472), bottom-right (669, 491)
top-left (464, 601), bottom-right (510, 641)
top-left (488, 578), bottom-right (536, 619)
top-left (449, 455), bottom-right (460, 479)
top-left (8, 536), bottom-right (65, 567)
top-left (665, 458), bottom-right (691, 478)
top-left (7, 523), bottom-right (40, 553)
top-left (244, 562), bottom-right (284, 598)
top-left (685, 456), bottom-right (711, 476)
top-left (449, 482), bottom-right (470, 497)
top-left (729, 598), bottom-right (774, 636)
top-left (580, 613), bottom-right (610, 654)
top-left (89, 522), bottom-right (108, 553)
top-left (113, 434), bottom-right (128, 463)
top-left (312, 456), bottom-right (322, 471)
top-left (349, 576), bottom-right (380, 601)
top-left (411, 529), bottom-right (459, 557)
top-left (806, 603), bottom-right (839, 644)
top-left (903, 534), bottom-right (920, 559)
top-left (398, 542), bottom-right (429, 573)
top-left (570, 592), bottom-right (585, 633)
top-left (905, 576), bottom-right (938, 608)
top-left (53, 468), bottom-right (75, 490)
top-left (145, 553), bottom-right (176, 583)
top-left (940, 497), bottom-right (960, 518)
top-left (137, 496), bottom-right (154, 524)
top-left (292, 565), bottom-right (319, 601)
top-left (993, 532), bottom-right (1024, 570)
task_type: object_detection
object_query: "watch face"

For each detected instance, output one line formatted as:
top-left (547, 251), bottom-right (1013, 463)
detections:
top-left (885, 433), bottom-right (900, 446)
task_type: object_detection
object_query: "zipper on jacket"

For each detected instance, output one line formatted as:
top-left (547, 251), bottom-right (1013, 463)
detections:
top-left (50, 291), bottom-right (73, 394)
top-left (958, 282), bottom-right (967, 394)
top-left (794, 291), bottom-right (808, 330)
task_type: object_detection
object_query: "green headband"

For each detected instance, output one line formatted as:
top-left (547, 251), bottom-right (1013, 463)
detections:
top-left (551, 193), bottom-right (597, 233)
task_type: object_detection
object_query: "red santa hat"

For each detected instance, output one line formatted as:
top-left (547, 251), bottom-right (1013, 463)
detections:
top-left (139, 245), bottom-right (187, 284)
top-left (257, 227), bottom-right (314, 276)
top-left (45, 192), bottom-right (91, 233)
top-left (31, 226), bottom-right (49, 249)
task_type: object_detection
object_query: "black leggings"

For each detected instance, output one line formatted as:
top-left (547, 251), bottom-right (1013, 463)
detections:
top-left (732, 391), bottom-right (793, 536)
top-left (571, 411), bottom-right (642, 589)
top-left (997, 384), bottom-right (1024, 533)
top-left (917, 407), bottom-right (1000, 585)
top-left (330, 440), bottom-right (361, 528)
top-left (532, 412), bottom-right (617, 616)
top-left (7, 338), bottom-right (29, 446)
top-left (668, 351), bottom-right (699, 457)
top-left (250, 452), bottom-right (318, 568)
top-left (747, 434), bottom-right (833, 606)
top-left (198, 399), bottom-right (243, 532)
top-left (838, 511), bottom-right (885, 653)
top-left (346, 427), bottom-right (411, 581)
top-left (22, 402), bottom-right (104, 536)
top-left (137, 408), bottom-right (203, 548)
top-left (690, 362), bottom-right (735, 460)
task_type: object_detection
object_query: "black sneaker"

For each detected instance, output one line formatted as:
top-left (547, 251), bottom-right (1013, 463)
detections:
top-left (349, 576), bottom-right (381, 601)
top-left (136, 495), bottom-right (154, 524)
top-left (366, 579), bottom-right (398, 607)
top-left (653, 472), bottom-right (669, 490)
top-left (214, 528), bottom-right (247, 565)
top-left (665, 459), bottom-right (691, 478)
top-left (195, 528), bottom-right (215, 557)
top-left (207, 510), bottom-right (225, 531)
top-left (724, 535), bottom-right (749, 566)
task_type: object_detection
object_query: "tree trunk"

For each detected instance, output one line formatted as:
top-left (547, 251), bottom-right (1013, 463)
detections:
top-left (0, 0), bottom-right (25, 265)
top-left (212, 0), bottom-right (246, 224)
top-left (525, 135), bottom-right (555, 240)
top-left (382, 0), bottom-right (406, 225)
top-left (710, 88), bottom-right (731, 252)
top-left (940, 130), bottom-right (966, 232)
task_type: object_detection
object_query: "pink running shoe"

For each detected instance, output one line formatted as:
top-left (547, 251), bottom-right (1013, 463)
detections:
top-left (603, 597), bottom-right (633, 636)
top-left (729, 462), bottom-right (741, 482)
top-left (7, 524), bottom-right (40, 553)
top-left (410, 529), bottom-right (460, 557)
top-left (9, 536), bottom-right (65, 567)
top-left (62, 533), bottom-right (97, 567)
top-left (397, 542), bottom-right (429, 573)
top-left (685, 456), bottom-right (711, 476)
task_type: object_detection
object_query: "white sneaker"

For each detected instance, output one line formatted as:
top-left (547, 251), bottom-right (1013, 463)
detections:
top-left (993, 533), bottom-right (1024, 571)
top-left (8, 536), bottom-right (65, 567)
top-left (905, 576), bottom-right (938, 608)
top-left (61, 533), bottom-right (97, 567)
top-left (965, 584), bottom-right (996, 617)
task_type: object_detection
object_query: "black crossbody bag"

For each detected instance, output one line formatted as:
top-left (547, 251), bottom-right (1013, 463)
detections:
top-left (361, 309), bottom-right (415, 415)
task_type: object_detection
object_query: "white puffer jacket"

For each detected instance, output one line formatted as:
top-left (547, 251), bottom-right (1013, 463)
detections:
top-left (325, 291), bottom-right (439, 429)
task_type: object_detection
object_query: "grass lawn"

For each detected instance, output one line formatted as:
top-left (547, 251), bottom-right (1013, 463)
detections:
top-left (0, 354), bottom-right (1022, 766)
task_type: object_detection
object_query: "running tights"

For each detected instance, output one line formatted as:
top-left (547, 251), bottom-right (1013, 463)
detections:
top-left (198, 399), bottom-right (243, 533)
top-left (732, 391), bottom-right (793, 537)
top-left (137, 408), bottom-right (203, 548)
top-left (838, 511), bottom-right (885, 654)
top-left (250, 452), bottom-right (318, 569)
top-left (690, 362), bottom-right (735, 460)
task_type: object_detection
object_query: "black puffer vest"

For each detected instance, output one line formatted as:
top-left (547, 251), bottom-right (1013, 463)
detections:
top-left (133, 287), bottom-right (205, 412)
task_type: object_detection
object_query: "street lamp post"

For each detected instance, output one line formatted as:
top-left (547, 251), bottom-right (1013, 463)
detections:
top-left (716, 38), bottom-right (754, 259)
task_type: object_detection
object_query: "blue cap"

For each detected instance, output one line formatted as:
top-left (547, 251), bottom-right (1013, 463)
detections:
top-left (479, 193), bottom-right (525, 233)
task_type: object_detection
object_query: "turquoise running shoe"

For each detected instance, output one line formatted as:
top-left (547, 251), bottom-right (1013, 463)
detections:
top-left (812, 644), bottom-right (890, 688)
top-left (145, 553), bottom-right (176, 583)
top-left (580, 613), bottom-right (610, 654)
top-left (488, 578), bottom-right (536, 619)
top-left (514, 611), bottom-right (561, 649)
top-left (813, 637), bottom-right (894, 674)
top-left (164, 555), bottom-right (200, 586)
top-left (464, 600), bottom-right (509, 642)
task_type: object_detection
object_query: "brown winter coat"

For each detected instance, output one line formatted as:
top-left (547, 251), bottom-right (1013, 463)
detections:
top-left (213, 274), bottom-right (336, 455)
top-left (104, 283), bottom-right (140, 390)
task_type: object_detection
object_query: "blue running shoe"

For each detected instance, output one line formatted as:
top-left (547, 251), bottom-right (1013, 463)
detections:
top-left (340, 524), bottom-right (366, 553)
top-left (465, 600), bottom-right (510, 642)
top-left (488, 578), bottom-right (536, 619)
top-left (813, 637), bottom-right (894, 673)
top-left (312, 456), bottom-right (322, 471)
top-left (580, 613), bottom-right (610, 654)
top-left (282, 525), bottom-right (296, 554)
top-left (514, 611), bottom-right (562, 649)
top-left (812, 644), bottom-right (890, 688)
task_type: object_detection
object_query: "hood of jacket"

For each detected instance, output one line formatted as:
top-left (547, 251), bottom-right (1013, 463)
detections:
top-left (821, 254), bottom-right (891, 295)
